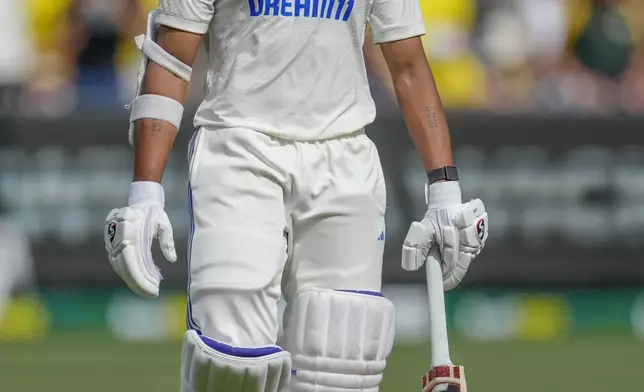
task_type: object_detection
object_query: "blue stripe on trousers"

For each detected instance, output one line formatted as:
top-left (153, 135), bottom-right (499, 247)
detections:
top-left (186, 130), bottom-right (201, 333)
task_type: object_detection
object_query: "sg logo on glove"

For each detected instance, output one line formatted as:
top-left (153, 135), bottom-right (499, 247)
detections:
top-left (475, 218), bottom-right (486, 242)
top-left (107, 221), bottom-right (118, 244)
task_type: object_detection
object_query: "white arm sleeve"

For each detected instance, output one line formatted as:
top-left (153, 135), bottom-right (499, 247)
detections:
top-left (369, 0), bottom-right (426, 44)
top-left (157, 0), bottom-right (216, 34)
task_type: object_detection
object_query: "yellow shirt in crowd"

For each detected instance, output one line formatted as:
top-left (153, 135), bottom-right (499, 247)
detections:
top-left (115, 0), bottom-right (158, 69)
top-left (26, 0), bottom-right (158, 69)
top-left (26, 0), bottom-right (73, 52)
top-left (420, 0), bottom-right (487, 108)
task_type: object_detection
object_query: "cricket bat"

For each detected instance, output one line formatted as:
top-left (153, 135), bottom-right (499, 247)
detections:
top-left (422, 248), bottom-right (467, 392)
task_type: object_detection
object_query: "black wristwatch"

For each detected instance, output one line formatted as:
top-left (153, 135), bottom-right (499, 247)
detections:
top-left (427, 166), bottom-right (459, 184)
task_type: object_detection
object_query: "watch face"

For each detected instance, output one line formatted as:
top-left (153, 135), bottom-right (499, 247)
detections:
top-left (428, 166), bottom-right (459, 184)
top-left (446, 166), bottom-right (459, 181)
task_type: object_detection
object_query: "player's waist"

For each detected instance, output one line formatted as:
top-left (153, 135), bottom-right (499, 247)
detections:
top-left (193, 115), bottom-right (371, 143)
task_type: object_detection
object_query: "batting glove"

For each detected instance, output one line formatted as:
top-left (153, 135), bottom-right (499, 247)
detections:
top-left (402, 181), bottom-right (488, 291)
top-left (104, 181), bottom-right (176, 298)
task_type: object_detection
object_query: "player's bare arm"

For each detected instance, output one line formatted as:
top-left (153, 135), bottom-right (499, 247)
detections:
top-left (382, 34), bottom-right (488, 392)
top-left (105, 12), bottom-right (206, 299)
top-left (133, 27), bottom-right (201, 182)
top-left (380, 36), bottom-right (453, 171)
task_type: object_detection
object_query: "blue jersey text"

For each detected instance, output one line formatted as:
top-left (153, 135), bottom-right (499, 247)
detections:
top-left (249, 0), bottom-right (355, 21)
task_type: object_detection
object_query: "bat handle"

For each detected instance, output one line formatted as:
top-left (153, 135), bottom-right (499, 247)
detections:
top-left (426, 248), bottom-right (452, 368)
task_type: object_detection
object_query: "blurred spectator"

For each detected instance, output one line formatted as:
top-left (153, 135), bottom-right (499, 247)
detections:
top-left (565, 0), bottom-right (636, 112)
top-left (23, 0), bottom-right (149, 115)
top-left (15, 0), bottom-right (644, 115)
top-left (619, 0), bottom-right (644, 112)
top-left (70, 0), bottom-right (147, 109)
top-left (479, 0), bottom-right (567, 111)
top-left (24, 0), bottom-right (76, 116)
top-left (364, 0), bottom-right (487, 110)
top-left (365, 0), bottom-right (644, 115)
top-left (480, 0), bottom-right (643, 113)
top-left (0, 0), bottom-right (33, 115)
top-left (420, 0), bottom-right (488, 108)
top-left (622, 45), bottom-right (644, 112)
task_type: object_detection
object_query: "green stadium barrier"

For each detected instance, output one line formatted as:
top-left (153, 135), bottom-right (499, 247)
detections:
top-left (1, 286), bottom-right (642, 342)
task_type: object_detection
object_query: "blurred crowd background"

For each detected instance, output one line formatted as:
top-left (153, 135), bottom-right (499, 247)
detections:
top-left (1, 1), bottom-right (644, 391)
top-left (0, 0), bottom-right (643, 116)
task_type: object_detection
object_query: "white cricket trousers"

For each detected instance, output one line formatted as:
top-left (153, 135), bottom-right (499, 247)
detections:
top-left (186, 127), bottom-right (387, 347)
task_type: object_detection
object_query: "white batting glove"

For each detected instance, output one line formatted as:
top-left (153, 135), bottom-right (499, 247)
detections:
top-left (402, 181), bottom-right (488, 291)
top-left (104, 181), bottom-right (177, 298)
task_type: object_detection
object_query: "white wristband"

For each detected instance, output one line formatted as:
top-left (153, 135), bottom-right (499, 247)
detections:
top-left (129, 181), bottom-right (165, 207)
top-left (129, 94), bottom-right (184, 131)
top-left (426, 181), bottom-right (462, 209)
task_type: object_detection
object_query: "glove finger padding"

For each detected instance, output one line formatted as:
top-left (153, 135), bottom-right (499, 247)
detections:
top-left (451, 199), bottom-right (485, 227)
top-left (442, 251), bottom-right (474, 292)
top-left (156, 212), bottom-right (177, 262)
top-left (118, 245), bottom-right (159, 298)
top-left (441, 200), bottom-right (487, 291)
top-left (402, 220), bottom-right (435, 271)
top-left (439, 225), bottom-right (460, 279)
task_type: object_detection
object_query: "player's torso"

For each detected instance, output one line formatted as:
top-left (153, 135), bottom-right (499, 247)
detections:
top-left (209, 0), bottom-right (373, 74)
top-left (206, 0), bottom-right (373, 89)
top-left (196, 0), bottom-right (376, 140)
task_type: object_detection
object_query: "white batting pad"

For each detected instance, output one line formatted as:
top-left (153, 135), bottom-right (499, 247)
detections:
top-left (181, 330), bottom-right (291, 392)
top-left (283, 289), bottom-right (395, 392)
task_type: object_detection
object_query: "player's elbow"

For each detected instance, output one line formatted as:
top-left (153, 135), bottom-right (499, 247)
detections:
top-left (391, 69), bottom-right (414, 99)
top-left (389, 54), bottom-right (427, 92)
top-left (390, 55), bottom-right (433, 100)
top-left (390, 60), bottom-right (420, 96)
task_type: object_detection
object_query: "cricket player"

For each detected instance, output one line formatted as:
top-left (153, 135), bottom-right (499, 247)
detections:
top-left (103, 0), bottom-right (489, 391)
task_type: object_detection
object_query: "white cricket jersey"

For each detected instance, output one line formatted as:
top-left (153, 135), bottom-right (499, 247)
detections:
top-left (157, 0), bottom-right (425, 141)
